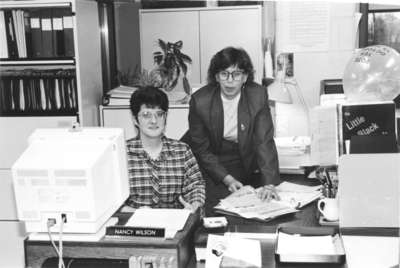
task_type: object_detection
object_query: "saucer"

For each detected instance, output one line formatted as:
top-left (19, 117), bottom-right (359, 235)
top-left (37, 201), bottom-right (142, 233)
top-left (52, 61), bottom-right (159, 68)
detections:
top-left (319, 215), bottom-right (339, 226)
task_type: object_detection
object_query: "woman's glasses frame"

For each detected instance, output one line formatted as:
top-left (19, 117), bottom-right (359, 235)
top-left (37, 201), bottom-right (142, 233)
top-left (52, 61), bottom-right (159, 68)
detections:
top-left (218, 70), bottom-right (244, 81)
top-left (138, 110), bottom-right (166, 120)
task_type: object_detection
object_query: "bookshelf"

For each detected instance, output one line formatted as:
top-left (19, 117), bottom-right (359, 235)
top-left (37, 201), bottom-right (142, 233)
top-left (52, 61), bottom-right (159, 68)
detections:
top-left (0, 0), bottom-right (102, 124)
top-left (0, 1), bottom-right (102, 267)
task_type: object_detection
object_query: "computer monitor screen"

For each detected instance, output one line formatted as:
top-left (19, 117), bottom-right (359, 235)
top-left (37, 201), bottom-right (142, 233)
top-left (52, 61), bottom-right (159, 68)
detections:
top-left (12, 127), bottom-right (129, 234)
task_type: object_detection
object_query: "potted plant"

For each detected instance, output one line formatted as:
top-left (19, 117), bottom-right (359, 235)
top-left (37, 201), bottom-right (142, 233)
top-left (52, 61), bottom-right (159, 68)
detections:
top-left (152, 39), bottom-right (192, 103)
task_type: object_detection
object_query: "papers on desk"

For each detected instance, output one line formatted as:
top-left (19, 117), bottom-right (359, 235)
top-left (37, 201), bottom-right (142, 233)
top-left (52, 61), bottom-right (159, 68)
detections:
top-left (214, 182), bottom-right (322, 221)
top-left (275, 136), bottom-right (312, 173)
top-left (205, 234), bottom-right (261, 268)
top-left (125, 208), bottom-right (191, 238)
top-left (275, 181), bottom-right (322, 208)
top-left (276, 233), bottom-right (336, 255)
top-left (214, 186), bottom-right (297, 221)
top-left (275, 226), bottom-right (346, 264)
top-left (275, 136), bottom-right (310, 155)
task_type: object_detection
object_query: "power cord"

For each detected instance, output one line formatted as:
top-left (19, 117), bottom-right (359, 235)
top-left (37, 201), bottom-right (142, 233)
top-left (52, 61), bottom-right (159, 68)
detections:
top-left (47, 218), bottom-right (66, 268)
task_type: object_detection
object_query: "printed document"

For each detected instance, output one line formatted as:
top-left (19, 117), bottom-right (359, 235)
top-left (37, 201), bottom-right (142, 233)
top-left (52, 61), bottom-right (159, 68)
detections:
top-left (126, 208), bottom-right (191, 238)
top-left (277, 232), bottom-right (336, 255)
top-left (206, 234), bottom-right (261, 268)
top-left (214, 182), bottom-right (321, 221)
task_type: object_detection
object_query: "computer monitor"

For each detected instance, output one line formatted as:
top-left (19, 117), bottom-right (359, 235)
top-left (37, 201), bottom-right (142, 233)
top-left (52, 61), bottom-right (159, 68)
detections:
top-left (11, 127), bottom-right (129, 234)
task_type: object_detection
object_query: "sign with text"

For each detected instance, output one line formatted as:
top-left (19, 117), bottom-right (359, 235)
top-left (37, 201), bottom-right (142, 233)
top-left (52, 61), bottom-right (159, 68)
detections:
top-left (106, 226), bottom-right (165, 238)
top-left (340, 101), bottom-right (396, 154)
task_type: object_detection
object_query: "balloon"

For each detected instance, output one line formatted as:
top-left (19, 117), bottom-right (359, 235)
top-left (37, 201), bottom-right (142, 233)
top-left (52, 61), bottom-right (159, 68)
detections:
top-left (343, 45), bottom-right (400, 102)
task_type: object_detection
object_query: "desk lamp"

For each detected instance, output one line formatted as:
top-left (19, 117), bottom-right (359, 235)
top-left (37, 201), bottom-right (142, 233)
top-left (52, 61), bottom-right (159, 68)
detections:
top-left (266, 58), bottom-right (307, 109)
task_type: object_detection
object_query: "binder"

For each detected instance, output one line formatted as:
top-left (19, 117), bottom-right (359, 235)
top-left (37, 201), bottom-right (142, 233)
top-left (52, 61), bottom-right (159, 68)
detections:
top-left (0, 10), bottom-right (8, 58)
top-left (22, 77), bottom-right (32, 111)
top-left (19, 10), bottom-right (27, 58)
top-left (62, 9), bottom-right (74, 57)
top-left (52, 9), bottom-right (65, 57)
top-left (4, 10), bottom-right (18, 58)
top-left (58, 77), bottom-right (65, 110)
top-left (40, 9), bottom-right (53, 57)
top-left (70, 76), bottom-right (77, 109)
top-left (0, 77), bottom-right (6, 112)
top-left (23, 10), bottom-right (32, 58)
top-left (11, 77), bottom-right (20, 111)
top-left (12, 10), bottom-right (25, 58)
top-left (19, 79), bottom-right (25, 111)
top-left (29, 10), bottom-right (42, 58)
top-left (3, 77), bottom-right (12, 112)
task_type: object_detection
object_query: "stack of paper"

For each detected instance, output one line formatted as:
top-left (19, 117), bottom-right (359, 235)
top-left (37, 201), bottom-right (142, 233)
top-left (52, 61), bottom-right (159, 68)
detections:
top-left (206, 234), bottom-right (261, 268)
top-left (275, 181), bottom-right (322, 208)
top-left (275, 136), bottom-right (312, 173)
top-left (125, 208), bottom-right (191, 238)
top-left (276, 232), bottom-right (336, 255)
top-left (214, 186), bottom-right (297, 221)
top-left (275, 136), bottom-right (311, 156)
top-left (214, 182), bottom-right (322, 221)
top-left (102, 85), bottom-right (137, 106)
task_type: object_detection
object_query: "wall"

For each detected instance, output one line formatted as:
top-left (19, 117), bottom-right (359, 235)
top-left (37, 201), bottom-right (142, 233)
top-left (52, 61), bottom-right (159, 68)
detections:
top-left (274, 2), bottom-right (359, 136)
top-left (112, 1), bottom-right (359, 137)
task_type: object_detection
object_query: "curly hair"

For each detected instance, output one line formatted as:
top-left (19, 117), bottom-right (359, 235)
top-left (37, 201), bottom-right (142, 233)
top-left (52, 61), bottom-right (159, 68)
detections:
top-left (129, 86), bottom-right (169, 120)
top-left (207, 47), bottom-right (255, 85)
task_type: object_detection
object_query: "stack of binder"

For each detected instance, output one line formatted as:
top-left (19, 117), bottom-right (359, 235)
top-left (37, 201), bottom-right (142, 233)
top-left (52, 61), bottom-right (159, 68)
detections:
top-left (0, 68), bottom-right (77, 115)
top-left (0, 7), bottom-right (74, 59)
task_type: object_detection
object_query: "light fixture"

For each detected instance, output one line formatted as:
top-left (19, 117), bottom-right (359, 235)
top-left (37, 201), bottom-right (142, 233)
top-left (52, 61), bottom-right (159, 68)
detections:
top-left (267, 70), bottom-right (293, 104)
top-left (266, 56), bottom-right (308, 110)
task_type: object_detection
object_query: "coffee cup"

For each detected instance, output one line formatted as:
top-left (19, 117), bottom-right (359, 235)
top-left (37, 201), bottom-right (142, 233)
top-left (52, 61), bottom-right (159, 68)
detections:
top-left (317, 198), bottom-right (339, 222)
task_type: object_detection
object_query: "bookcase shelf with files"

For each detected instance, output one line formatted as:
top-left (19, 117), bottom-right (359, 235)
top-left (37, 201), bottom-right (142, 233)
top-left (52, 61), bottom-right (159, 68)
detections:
top-left (0, 1), bottom-right (102, 267)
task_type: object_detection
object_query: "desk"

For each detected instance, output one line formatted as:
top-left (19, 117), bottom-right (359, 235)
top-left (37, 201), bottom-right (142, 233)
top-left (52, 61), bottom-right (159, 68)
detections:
top-left (25, 212), bottom-right (200, 268)
top-left (194, 200), bottom-right (344, 268)
top-left (24, 175), bottom-right (399, 268)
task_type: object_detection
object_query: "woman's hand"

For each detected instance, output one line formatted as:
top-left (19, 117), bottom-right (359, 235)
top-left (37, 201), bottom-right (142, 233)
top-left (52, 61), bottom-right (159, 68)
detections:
top-left (257, 184), bottom-right (280, 201)
top-left (178, 196), bottom-right (201, 213)
top-left (222, 174), bottom-right (243, 192)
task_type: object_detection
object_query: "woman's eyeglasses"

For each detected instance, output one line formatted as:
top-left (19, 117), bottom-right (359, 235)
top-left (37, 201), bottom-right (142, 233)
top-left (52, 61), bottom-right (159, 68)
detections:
top-left (138, 111), bottom-right (166, 120)
top-left (218, 70), bottom-right (244, 81)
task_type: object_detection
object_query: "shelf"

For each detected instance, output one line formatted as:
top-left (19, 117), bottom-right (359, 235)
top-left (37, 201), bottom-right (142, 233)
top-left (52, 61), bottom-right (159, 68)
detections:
top-left (0, 110), bottom-right (78, 117)
top-left (0, 2), bottom-right (71, 9)
top-left (0, 58), bottom-right (75, 66)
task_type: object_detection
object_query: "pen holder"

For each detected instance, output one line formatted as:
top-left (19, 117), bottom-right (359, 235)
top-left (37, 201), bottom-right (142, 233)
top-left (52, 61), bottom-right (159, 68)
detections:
top-left (316, 165), bottom-right (338, 198)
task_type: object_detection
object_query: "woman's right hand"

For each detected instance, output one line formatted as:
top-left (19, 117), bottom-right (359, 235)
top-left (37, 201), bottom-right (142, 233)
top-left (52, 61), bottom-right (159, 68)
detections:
top-left (222, 174), bottom-right (243, 192)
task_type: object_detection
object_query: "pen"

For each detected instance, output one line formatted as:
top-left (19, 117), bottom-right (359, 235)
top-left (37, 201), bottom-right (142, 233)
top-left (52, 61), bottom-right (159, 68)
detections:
top-left (325, 169), bottom-right (333, 198)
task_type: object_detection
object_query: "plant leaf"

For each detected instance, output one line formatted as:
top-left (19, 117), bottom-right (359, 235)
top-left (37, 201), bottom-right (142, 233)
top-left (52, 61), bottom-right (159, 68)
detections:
top-left (182, 76), bottom-right (191, 95)
top-left (158, 39), bottom-right (167, 52)
top-left (174, 40), bottom-right (183, 50)
top-left (169, 76), bottom-right (179, 90)
top-left (153, 52), bottom-right (163, 65)
top-left (180, 53), bottom-right (192, 63)
top-left (177, 57), bottom-right (188, 75)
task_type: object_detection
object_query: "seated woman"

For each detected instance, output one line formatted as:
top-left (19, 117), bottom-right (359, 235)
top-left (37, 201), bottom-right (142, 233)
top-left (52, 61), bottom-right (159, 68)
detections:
top-left (124, 86), bottom-right (205, 212)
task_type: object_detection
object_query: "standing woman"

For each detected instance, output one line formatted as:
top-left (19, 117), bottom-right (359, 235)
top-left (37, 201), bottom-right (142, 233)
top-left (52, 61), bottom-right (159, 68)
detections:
top-left (185, 47), bottom-right (281, 214)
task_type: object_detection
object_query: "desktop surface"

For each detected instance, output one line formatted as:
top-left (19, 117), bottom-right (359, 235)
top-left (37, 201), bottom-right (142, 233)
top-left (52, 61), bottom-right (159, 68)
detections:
top-left (24, 175), bottom-right (398, 268)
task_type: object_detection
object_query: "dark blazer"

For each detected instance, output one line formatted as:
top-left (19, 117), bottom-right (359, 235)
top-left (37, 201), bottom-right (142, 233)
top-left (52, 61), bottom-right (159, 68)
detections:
top-left (186, 81), bottom-right (281, 186)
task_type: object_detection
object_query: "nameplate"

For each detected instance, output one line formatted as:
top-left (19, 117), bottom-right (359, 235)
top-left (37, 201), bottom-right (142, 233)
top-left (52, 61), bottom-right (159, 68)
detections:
top-left (106, 226), bottom-right (165, 238)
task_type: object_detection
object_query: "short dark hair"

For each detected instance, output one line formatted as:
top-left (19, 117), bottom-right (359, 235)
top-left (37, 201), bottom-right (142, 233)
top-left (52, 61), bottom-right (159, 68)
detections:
top-left (207, 47), bottom-right (254, 85)
top-left (129, 86), bottom-right (169, 120)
